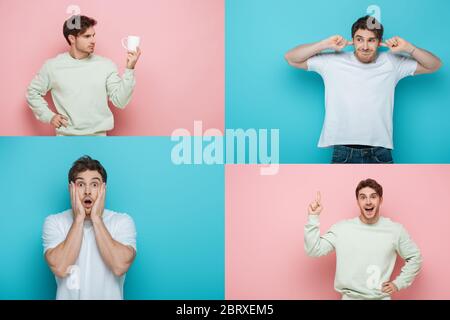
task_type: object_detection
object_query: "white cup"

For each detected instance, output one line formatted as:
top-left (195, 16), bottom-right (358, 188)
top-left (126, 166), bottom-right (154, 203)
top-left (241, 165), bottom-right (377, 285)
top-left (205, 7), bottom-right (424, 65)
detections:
top-left (121, 35), bottom-right (140, 52)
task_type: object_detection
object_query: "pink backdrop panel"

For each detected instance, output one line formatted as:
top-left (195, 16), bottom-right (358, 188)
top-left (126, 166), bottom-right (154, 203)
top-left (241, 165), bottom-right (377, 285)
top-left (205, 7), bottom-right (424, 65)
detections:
top-left (226, 165), bottom-right (450, 300)
top-left (0, 0), bottom-right (224, 136)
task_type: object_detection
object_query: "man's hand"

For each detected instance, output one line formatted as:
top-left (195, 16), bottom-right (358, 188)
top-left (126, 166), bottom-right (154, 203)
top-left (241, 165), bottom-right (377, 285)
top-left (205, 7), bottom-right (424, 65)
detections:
top-left (126, 47), bottom-right (141, 69)
top-left (381, 281), bottom-right (398, 295)
top-left (322, 35), bottom-right (353, 52)
top-left (91, 183), bottom-right (106, 221)
top-left (308, 191), bottom-right (323, 215)
top-left (51, 114), bottom-right (68, 129)
top-left (70, 182), bottom-right (85, 223)
top-left (381, 36), bottom-right (415, 54)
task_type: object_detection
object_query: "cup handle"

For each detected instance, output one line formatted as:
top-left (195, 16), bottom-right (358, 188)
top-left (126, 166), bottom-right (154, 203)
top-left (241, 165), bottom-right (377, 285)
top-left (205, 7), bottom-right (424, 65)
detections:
top-left (121, 37), bottom-right (128, 50)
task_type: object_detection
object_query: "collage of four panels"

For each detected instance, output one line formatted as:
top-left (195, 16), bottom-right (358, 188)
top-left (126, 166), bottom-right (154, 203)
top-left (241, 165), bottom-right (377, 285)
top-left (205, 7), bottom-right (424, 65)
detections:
top-left (1, 0), bottom-right (450, 300)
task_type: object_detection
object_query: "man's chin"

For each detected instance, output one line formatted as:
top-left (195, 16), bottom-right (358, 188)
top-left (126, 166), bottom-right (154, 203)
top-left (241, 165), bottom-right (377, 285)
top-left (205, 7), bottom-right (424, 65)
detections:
top-left (356, 54), bottom-right (376, 64)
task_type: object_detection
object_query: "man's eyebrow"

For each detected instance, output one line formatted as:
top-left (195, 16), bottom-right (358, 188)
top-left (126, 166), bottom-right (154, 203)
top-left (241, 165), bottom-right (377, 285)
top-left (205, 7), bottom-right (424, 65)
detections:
top-left (356, 35), bottom-right (377, 40)
top-left (91, 177), bottom-right (101, 181)
top-left (74, 177), bottom-right (84, 181)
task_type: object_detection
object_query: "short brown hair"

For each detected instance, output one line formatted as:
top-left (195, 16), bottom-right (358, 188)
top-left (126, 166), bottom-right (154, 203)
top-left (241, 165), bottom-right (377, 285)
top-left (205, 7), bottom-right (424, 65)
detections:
top-left (68, 155), bottom-right (107, 183)
top-left (351, 15), bottom-right (384, 41)
top-left (355, 178), bottom-right (383, 198)
top-left (63, 15), bottom-right (97, 45)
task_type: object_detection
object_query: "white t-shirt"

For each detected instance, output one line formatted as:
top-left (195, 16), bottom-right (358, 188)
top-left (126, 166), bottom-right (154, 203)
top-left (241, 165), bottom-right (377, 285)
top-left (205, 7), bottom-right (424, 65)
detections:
top-left (307, 51), bottom-right (417, 149)
top-left (42, 209), bottom-right (137, 300)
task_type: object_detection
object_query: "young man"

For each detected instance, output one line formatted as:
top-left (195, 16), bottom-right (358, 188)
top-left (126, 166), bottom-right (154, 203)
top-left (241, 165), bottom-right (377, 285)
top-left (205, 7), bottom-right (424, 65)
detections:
top-left (304, 179), bottom-right (422, 300)
top-left (27, 15), bottom-right (142, 136)
top-left (285, 16), bottom-right (442, 163)
top-left (42, 156), bottom-right (136, 300)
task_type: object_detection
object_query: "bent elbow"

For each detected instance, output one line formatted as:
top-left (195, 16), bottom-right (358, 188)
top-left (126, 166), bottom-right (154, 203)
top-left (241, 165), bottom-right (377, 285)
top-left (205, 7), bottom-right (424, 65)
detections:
top-left (112, 266), bottom-right (128, 277)
top-left (435, 59), bottom-right (443, 72)
top-left (304, 245), bottom-right (319, 257)
top-left (285, 51), bottom-right (300, 65)
top-left (284, 53), bottom-right (291, 64)
top-left (429, 60), bottom-right (443, 73)
top-left (52, 267), bottom-right (68, 278)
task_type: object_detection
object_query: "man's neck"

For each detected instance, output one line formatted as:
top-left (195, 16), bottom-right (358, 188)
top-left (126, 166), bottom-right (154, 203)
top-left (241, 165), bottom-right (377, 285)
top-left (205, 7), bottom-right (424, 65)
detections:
top-left (359, 215), bottom-right (380, 225)
top-left (69, 47), bottom-right (90, 60)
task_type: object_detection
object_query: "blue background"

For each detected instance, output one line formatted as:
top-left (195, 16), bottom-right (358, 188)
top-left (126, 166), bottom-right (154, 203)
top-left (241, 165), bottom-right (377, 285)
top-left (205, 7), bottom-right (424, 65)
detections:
top-left (0, 137), bottom-right (224, 299)
top-left (226, 0), bottom-right (450, 163)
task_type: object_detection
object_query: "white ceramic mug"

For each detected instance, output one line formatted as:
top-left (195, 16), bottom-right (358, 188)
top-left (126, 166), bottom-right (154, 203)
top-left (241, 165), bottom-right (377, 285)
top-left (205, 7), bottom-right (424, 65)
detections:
top-left (121, 35), bottom-right (140, 52)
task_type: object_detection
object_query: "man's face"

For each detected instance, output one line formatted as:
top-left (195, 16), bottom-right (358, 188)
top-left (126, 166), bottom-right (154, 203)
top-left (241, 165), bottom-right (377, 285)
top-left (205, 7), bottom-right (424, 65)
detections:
top-left (353, 29), bottom-right (381, 63)
top-left (357, 187), bottom-right (382, 224)
top-left (71, 26), bottom-right (96, 54)
top-left (74, 170), bottom-right (103, 215)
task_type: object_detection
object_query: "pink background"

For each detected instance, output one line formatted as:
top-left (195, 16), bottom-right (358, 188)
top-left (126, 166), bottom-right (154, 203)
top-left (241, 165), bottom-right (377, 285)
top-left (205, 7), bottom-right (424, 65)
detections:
top-left (226, 165), bottom-right (450, 300)
top-left (0, 0), bottom-right (224, 136)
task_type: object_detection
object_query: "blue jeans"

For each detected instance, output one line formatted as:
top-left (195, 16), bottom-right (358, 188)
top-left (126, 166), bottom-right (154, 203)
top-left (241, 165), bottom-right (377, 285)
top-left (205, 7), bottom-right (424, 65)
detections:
top-left (331, 145), bottom-right (394, 164)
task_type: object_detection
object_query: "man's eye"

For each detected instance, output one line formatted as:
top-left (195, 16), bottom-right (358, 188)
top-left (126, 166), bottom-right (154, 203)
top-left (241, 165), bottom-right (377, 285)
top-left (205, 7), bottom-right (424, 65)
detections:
top-left (93, 183), bottom-right (98, 188)
top-left (78, 183), bottom-right (83, 187)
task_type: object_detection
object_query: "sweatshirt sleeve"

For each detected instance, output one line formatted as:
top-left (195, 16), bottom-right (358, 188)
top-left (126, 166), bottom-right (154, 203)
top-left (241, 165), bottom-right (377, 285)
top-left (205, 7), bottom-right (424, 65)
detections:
top-left (304, 214), bottom-right (336, 257)
top-left (392, 226), bottom-right (422, 290)
top-left (26, 61), bottom-right (56, 123)
top-left (106, 62), bottom-right (136, 109)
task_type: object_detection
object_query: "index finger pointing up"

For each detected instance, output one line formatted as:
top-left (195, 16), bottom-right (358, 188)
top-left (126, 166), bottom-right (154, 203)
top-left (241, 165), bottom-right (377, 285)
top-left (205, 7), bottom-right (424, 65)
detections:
top-left (316, 191), bottom-right (321, 203)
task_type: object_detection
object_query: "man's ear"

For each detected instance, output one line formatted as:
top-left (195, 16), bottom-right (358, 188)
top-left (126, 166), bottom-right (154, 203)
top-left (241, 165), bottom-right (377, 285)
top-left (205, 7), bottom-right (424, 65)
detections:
top-left (68, 34), bottom-right (76, 45)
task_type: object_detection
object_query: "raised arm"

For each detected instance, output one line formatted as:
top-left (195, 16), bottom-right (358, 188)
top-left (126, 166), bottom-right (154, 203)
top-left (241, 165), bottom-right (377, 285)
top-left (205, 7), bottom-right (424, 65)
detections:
top-left (44, 183), bottom-right (85, 278)
top-left (106, 48), bottom-right (141, 109)
top-left (90, 184), bottom-right (136, 277)
top-left (382, 37), bottom-right (442, 75)
top-left (304, 192), bottom-right (336, 257)
top-left (285, 35), bottom-right (352, 70)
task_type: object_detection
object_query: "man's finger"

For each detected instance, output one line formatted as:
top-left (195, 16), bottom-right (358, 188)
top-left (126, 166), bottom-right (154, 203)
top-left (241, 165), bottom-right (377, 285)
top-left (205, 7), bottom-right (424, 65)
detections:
top-left (73, 183), bottom-right (79, 213)
top-left (316, 191), bottom-right (321, 203)
top-left (69, 182), bottom-right (74, 207)
top-left (380, 42), bottom-right (388, 47)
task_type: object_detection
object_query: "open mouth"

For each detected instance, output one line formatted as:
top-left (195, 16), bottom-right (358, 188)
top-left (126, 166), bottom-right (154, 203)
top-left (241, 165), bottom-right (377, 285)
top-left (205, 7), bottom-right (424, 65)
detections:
top-left (83, 197), bottom-right (93, 208)
top-left (364, 207), bottom-right (375, 215)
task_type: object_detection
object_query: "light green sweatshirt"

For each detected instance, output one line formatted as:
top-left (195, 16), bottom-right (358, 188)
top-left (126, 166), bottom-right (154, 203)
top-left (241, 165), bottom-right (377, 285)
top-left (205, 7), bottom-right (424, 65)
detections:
top-left (26, 52), bottom-right (135, 135)
top-left (304, 215), bottom-right (422, 300)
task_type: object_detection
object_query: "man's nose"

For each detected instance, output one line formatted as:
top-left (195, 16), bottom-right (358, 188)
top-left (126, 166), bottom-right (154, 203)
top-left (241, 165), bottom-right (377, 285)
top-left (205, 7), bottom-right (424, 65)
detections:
top-left (363, 42), bottom-right (369, 50)
top-left (84, 186), bottom-right (91, 194)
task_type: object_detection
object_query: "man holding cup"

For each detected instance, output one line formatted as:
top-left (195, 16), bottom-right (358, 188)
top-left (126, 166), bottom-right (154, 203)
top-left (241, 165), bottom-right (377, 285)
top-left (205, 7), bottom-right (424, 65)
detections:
top-left (27, 15), bottom-right (142, 136)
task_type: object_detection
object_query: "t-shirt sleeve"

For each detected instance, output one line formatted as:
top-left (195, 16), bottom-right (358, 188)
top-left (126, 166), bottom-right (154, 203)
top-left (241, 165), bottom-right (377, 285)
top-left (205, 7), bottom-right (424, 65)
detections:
top-left (307, 53), bottom-right (333, 76)
top-left (388, 53), bottom-right (418, 82)
top-left (42, 215), bottom-right (65, 254)
top-left (113, 214), bottom-right (137, 251)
